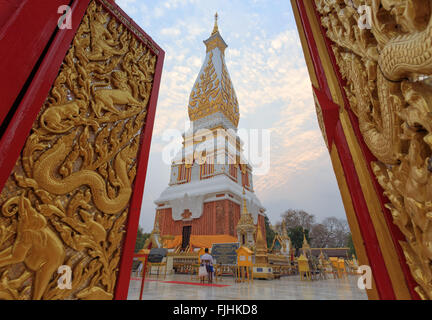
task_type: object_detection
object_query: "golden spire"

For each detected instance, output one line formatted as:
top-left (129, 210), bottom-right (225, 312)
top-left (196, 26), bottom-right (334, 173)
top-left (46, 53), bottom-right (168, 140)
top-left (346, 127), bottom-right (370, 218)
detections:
top-left (242, 187), bottom-right (248, 215)
top-left (212, 12), bottom-right (219, 35)
top-left (256, 227), bottom-right (266, 248)
top-left (302, 228), bottom-right (308, 245)
top-left (255, 227), bottom-right (268, 264)
top-left (188, 11), bottom-right (239, 128)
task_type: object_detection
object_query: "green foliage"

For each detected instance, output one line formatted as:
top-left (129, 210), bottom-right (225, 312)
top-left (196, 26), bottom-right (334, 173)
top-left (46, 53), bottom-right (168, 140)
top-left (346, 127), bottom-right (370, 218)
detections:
top-left (347, 233), bottom-right (356, 258)
top-left (288, 226), bottom-right (310, 249)
top-left (264, 215), bottom-right (275, 249)
top-left (134, 226), bottom-right (150, 253)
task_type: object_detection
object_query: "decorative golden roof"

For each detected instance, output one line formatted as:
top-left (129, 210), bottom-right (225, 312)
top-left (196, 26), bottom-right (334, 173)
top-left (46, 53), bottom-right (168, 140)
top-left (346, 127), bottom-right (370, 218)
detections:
top-left (188, 13), bottom-right (240, 127)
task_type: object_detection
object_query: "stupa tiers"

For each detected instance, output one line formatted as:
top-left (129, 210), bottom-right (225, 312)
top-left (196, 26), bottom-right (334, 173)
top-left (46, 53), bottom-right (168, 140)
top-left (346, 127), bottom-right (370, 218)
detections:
top-left (153, 14), bottom-right (266, 250)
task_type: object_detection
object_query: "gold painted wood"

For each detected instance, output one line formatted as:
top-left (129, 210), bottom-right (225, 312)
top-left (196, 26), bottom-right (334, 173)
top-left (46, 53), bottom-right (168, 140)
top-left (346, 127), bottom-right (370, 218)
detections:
top-left (315, 0), bottom-right (432, 299)
top-left (303, 0), bottom-right (345, 108)
top-left (0, 0), bottom-right (156, 299)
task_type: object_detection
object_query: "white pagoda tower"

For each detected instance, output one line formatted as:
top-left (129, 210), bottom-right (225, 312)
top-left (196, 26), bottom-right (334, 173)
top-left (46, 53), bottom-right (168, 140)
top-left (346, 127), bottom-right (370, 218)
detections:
top-left (152, 14), bottom-right (266, 250)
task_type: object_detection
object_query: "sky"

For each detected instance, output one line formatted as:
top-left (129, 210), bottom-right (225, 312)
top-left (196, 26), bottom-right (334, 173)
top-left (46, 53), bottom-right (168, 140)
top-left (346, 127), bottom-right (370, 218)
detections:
top-left (116, 0), bottom-right (347, 232)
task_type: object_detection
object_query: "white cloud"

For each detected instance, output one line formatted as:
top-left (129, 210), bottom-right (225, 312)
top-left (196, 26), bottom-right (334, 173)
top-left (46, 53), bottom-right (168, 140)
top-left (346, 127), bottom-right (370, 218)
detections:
top-left (160, 27), bottom-right (181, 37)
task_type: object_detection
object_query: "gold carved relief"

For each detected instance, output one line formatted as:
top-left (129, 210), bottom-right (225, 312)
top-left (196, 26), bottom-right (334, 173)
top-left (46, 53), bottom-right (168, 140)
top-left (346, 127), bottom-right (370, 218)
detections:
top-left (188, 48), bottom-right (240, 127)
top-left (315, 0), bottom-right (432, 299)
top-left (0, 0), bottom-right (156, 299)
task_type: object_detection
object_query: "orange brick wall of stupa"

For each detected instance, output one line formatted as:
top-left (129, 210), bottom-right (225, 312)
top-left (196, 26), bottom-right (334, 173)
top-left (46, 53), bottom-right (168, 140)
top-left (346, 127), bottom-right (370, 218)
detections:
top-left (157, 199), bottom-right (266, 240)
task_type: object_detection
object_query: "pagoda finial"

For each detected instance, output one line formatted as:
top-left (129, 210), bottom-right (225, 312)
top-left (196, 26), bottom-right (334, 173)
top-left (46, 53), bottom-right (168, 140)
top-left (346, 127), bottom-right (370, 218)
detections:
top-left (242, 188), bottom-right (248, 215)
top-left (212, 12), bottom-right (219, 35)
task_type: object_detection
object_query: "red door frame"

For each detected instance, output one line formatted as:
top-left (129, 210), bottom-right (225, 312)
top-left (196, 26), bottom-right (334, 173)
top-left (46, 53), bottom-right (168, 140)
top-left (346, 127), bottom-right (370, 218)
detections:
top-left (0, 0), bottom-right (73, 127)
top-left (0, 0), bottom-right (91, 192)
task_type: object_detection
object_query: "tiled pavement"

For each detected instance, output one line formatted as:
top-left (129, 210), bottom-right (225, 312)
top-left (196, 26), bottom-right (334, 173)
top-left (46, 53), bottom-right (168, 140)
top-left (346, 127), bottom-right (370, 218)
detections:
top-left (127, 273), bottom-right (368, 300)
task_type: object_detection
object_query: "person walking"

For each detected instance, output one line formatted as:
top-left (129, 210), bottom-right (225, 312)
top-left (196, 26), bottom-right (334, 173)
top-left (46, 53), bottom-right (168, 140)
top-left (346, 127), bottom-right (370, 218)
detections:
top-left (200, 248), bottom-right (214, 283)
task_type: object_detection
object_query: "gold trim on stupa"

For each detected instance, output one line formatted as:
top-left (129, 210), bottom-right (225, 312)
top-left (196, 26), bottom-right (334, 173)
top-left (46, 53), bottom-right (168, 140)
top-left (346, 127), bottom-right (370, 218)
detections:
top-left (188, 13), bottom-right (240, 127)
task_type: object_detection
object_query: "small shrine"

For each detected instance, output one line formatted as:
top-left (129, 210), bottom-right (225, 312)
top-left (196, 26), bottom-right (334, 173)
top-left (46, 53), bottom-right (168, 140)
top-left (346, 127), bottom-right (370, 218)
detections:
top-left (298, 254), bottom-right (311, 281)
top-left (252, 227), bottom-right (274, 280)
top-left (270, 220), bottom-right (292, 257)
top-left (143, 212), bottom-right (163, 249)
top-left (236, 189), bottom-right (257, 250)
top-left (236, 246), bottom-right (253, 267)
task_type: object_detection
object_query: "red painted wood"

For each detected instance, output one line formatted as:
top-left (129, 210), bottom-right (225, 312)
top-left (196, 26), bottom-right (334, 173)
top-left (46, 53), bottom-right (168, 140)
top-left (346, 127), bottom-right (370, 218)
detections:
top-left (0, 0), bottom-right (21, 30)
top-left (294, 0), bottom-right (397, 299)
top-left (112, 0), bottom-right (165, 298)
top-left (310, 0), bottom-right (419, 300)
top-left (334, 121), bottom-right (395, 299)
top-left (0, 0), bottom-right (69, 126)
top-left (312, 86), bottom-right (340, 149)
top-left (0, 0), bottom-right (90, 194)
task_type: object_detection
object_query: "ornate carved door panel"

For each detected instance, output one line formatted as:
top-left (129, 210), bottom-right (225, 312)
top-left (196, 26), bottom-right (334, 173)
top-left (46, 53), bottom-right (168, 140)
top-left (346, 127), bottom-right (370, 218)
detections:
top-left (0, 0), bottom-right (164, 300)
top-left (291, 0), bottom-right (432, 300)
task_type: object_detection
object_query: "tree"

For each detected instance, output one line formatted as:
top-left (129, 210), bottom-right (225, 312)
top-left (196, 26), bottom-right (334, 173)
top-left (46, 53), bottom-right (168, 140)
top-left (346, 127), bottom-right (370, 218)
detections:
top-left (282, 209), bottom-right (315, 230)
top-left (135, 226), bottom-right (150, 253)
top-left (288, 226), bottom-right (310, 250)
top-left (310, 223), bottom-right (330, 248)
top-left (277, 210), bottom-right (350, 249)
top-left (347, 233), bottom-right (356, 258)
top-left (264, 215), bottom-right (275, 249)
top-left (322, 217), bottom-right (349, 247)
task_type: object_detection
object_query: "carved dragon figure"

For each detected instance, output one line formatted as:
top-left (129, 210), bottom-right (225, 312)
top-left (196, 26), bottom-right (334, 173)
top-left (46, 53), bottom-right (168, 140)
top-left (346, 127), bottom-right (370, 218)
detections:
top-left (33, 131), bottom-right (134, 215)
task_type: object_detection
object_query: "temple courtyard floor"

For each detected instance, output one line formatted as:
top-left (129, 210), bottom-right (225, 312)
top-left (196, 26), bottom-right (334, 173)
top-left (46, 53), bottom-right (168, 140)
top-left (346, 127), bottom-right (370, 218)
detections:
top-left (127, 273), bottom-right (368, 300)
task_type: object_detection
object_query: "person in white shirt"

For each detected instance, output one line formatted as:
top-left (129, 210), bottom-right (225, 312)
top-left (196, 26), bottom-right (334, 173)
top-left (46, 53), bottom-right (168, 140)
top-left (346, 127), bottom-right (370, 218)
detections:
top-left (200, 248), bottom-right (214, 283)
